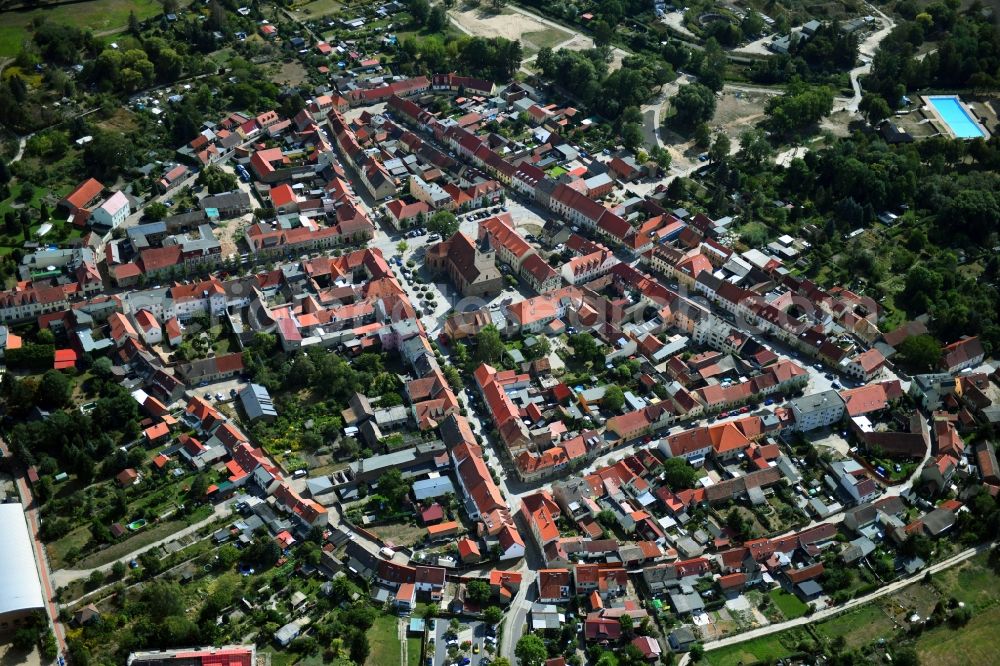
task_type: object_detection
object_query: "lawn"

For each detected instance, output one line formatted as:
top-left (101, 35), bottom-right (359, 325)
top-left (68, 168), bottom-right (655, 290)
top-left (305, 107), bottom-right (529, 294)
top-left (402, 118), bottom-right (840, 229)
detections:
top-left (406, 637), bottom-right (422, 666)
top-left (915, 603), bottom-right (1000, 666)
top-left (520, 27), bottom-right (571, 55)
top-left (769, 589), bottom-right (808, 619)
top-left (365, 614), bottom-right (402, 666)
top-left (0, 0), bottom-right (162, 58)
top-left (704, 633), bottom-right (798, 666)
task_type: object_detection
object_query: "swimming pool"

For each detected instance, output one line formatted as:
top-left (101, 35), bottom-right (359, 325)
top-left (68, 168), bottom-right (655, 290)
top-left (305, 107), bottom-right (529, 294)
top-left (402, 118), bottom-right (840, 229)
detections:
top-left (928, 96), bottom-right (986, 139)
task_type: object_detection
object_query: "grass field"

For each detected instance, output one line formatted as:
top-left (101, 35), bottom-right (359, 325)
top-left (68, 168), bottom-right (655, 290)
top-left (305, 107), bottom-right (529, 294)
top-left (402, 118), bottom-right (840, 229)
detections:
top-left (47, 524), bottom-right (93, 570)
top-left (769, 589), bottom-right (809, 619)
top-left (0, 0), bottom-right (161, 58)
top-left (915, 604), bottom-right (1000, 666)
top-left (813, 603), bottom-right (894, 649)
top-left (365, 614), bottom-right (402, 666)
top-left (291, 0), bottom-right (343, 17)
top-left (520, 27), bottom-right (572, 54)
top-left (704, 632), bottom-right (802, 666)
top-left (370, 520), bottom-right (435, 548)
top-left (931, 553), bottom-right (1000, 610)
top-left (406, 637), bottom-right (422, 666)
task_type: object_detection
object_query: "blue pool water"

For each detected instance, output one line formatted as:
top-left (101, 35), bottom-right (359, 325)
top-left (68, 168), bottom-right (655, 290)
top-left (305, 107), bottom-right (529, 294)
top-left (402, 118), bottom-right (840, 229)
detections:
top-left (929, 96), bottom-right (986, 139)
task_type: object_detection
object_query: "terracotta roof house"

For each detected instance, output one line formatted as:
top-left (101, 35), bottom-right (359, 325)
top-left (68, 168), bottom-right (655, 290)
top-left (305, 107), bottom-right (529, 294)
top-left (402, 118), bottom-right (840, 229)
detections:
top-left (59, 178), bottom-right (104, 221)
top-left (116, 468), bottom-right (139, 487)
top-left (941, 336), bottom-right (984, 373)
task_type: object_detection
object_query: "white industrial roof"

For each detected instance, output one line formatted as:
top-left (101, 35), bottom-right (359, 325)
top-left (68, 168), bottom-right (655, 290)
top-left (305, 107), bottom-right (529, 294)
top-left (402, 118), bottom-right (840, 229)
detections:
top-left (0, 503), bottom-right (46, 616)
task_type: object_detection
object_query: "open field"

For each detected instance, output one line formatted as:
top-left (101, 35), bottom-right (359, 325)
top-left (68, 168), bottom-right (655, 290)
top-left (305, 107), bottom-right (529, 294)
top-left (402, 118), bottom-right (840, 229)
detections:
top-left (916, 603), bottom-right (1000, 666)
top-left (290, 0), bottom-right (343, 17)
top-left (271, 60), bottom-right (311, 87)
top-left (704, 631), bottom-right (805, 666)
top-left (370, 520), bottom-right (434, 547)
top-left (813, 603), bottom-right (895, 649)
top-left (0, 0), bottom-right (161, 58)
top-left (365, 614), bottom-right (402, 666)
top-left (47, 524), bottom-right (93, 570)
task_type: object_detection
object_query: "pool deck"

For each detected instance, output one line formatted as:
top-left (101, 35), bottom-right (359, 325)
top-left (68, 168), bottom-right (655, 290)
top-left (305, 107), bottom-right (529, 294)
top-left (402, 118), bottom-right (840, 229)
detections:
top-left (921, 94), bottom-right (991, 140)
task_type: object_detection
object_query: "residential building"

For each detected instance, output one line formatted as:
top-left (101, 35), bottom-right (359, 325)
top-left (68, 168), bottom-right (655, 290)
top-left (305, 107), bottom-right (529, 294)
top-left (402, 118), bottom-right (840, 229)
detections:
top-left (790, 390), bottom-right (846, 431)
top-left (90, 191), bottom-right (131, 230)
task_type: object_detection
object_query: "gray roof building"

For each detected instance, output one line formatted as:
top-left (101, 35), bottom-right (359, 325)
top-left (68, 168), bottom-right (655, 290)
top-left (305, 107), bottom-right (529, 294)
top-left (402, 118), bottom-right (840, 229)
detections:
top-left (0, 504), bottom-right (46, 623)
top-left (240, 383), bottom-right (277, 422)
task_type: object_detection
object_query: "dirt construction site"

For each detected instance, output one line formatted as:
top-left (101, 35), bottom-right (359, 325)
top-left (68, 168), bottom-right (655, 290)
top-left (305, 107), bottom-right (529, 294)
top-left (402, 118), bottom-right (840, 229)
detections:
top-left (449, 5), bottom-right (627, 68)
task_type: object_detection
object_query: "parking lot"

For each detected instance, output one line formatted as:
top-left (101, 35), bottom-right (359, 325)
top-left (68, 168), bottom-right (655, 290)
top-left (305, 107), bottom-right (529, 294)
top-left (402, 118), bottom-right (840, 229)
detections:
top-left (431, 619), bottom-right (495, 666)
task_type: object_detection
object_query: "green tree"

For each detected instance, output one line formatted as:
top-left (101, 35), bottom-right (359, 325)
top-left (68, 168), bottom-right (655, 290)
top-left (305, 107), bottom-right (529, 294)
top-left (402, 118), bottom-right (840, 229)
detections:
top-left (694, 123), bottom-right (711, 148)
top-left (467, 579), bottom-right (491, 604)
top-left (427, 210), bottom-right (459, 237)
top-left (895, 334), bottom-right (941, 372)
top-left (662, 457), bottom-right (698, 490)
top-left (476, 325), bottom-right (506, 365)
top-left (738, 127), bottom-right (772, 164)
top-left (603, 385), bottom-right (625, 412)
top-left (377, 468), bottom-right (409, 506)
top-left (567, 333), bottom-right (603, 366)
top-left (409, 0), bottom-right (430, 25)
top-left (483, 605), bottom-right (504, 624)
top-left (649, 146), bottom-right (672, 170)
top-left (670, 83), bottom-right (716, 132)
top-left (709, 133), bottom-right (731, 164)
top-left (188, 473), bottom-right (209, 500)
top-left (515, 634), bottom-right (548, 666)
top-left (196, 165), bottom-right (237, 194)
top-left (83, 130), bottom-right (134, 180)
top-left (765, 82), bottom-right (834, 134)
top-left (859, 93), bottom-right (891, 126)
top-left (593, 20), bottom-right (614, 48)
top-left (428, 4), bottom-right (448, 31)
top-left (111, 560), bottom-right (127, 580)
top-left (37, 370), bottom-right (70, 408)
top-left (621, 123), bottom-right (643, 152)
top-left (145, 201), bottom-right (169, 221)
top-left (618, 612), bottom-right (634, 638)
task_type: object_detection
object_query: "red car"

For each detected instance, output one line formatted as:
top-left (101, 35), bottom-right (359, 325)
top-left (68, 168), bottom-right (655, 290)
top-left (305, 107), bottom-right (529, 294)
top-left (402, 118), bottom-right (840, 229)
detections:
top-left (718, 411), bottom-right (729, 418)
top-left (739, 406), bottom-right (750, 414)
